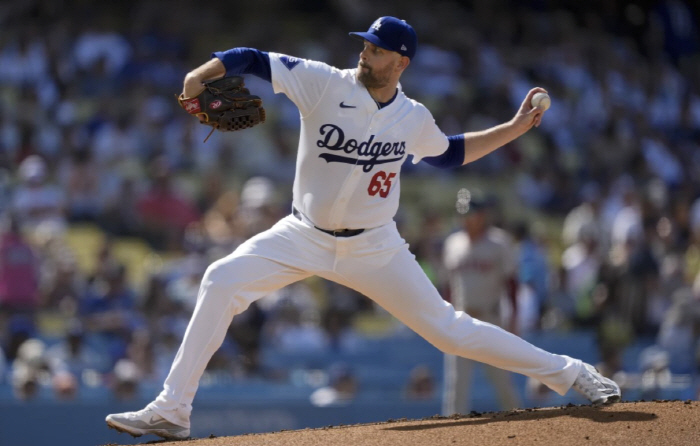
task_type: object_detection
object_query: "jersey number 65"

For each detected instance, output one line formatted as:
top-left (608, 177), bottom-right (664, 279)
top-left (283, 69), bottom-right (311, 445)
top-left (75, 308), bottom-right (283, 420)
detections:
top-left (368, 171), bottom-right (396, 198)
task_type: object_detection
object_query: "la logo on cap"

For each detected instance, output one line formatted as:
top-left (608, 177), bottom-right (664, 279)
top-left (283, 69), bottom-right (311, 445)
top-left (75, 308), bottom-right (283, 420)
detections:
top-left (349, 16), bottom-right (417, 59)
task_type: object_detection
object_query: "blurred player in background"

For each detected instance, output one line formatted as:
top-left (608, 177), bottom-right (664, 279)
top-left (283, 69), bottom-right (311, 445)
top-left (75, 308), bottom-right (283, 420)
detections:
top-left (442, 193), bottom-right (522, 414)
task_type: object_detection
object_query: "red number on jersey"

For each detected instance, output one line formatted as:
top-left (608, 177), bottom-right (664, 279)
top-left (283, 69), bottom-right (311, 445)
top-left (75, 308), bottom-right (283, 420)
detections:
top-left (368, 171), bottom-right (397, 198)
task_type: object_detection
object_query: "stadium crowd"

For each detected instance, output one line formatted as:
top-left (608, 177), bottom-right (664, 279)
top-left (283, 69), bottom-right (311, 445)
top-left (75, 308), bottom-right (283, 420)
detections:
top-left (0, 0), bottom-right (699, 403)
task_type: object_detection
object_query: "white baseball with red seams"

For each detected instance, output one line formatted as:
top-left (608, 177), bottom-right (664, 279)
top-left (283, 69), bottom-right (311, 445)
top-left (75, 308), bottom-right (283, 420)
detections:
top-left (531, 92), bottom-right (551, 111)
top-left (144, 53), bottom-right (582, 429)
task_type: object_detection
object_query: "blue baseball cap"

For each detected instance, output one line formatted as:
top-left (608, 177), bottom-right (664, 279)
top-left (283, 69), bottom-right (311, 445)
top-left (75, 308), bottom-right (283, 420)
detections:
top-left (349, 16), bottom-right (417, 59)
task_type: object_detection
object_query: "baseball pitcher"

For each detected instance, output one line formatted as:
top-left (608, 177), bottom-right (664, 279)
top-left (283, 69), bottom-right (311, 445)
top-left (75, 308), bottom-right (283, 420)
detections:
top-left (106, 16), bottom-right (620, 440)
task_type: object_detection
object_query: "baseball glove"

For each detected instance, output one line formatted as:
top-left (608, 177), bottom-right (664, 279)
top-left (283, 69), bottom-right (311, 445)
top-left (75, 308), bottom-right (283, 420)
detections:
top-left (177, 76), bottom-right (266, 139)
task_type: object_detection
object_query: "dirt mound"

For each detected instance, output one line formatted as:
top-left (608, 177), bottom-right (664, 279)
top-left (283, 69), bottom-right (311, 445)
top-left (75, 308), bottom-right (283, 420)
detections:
top-left (112, 401), bottom-right (699, 446)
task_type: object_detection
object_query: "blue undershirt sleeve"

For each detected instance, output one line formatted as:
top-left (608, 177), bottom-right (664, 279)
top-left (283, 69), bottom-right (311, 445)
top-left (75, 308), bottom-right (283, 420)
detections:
top-left (212, 48), bottom-right (272, 82)
top-left (422, 135), bottom-right (465, 168)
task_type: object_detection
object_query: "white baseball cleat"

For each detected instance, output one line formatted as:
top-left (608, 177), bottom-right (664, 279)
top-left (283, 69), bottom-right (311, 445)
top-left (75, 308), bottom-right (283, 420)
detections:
top-left (106, 407), bottom-right (190, 440)
top-left (571, 362), bottom-right (621, 406)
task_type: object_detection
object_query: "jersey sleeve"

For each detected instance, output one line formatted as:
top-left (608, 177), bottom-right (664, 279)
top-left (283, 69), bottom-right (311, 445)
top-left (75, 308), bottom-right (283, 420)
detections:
top-left (268, 52), bottom-right (334, 117)
top-left (409, 107), bottom-right (450, 164)
top-left (212, 48), bottom-right (271, 81)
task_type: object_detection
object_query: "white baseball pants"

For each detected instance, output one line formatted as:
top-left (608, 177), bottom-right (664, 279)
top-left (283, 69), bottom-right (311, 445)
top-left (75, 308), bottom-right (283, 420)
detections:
top-left (150, 214), bottom-right (580, 427)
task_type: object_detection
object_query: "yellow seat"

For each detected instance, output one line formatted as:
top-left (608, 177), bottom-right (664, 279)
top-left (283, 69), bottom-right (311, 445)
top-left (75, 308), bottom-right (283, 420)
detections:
top-left (63, 224), bottom-right (106, 275)
top-left (111, 237), bottom-right (157, 290)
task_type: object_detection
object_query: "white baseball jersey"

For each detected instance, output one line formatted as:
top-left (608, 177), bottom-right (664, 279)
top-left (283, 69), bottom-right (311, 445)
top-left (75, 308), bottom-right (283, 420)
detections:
top-left (443, 227), bottom-right (516, 319)
top-left (268, 53), bottom-right (449, 230)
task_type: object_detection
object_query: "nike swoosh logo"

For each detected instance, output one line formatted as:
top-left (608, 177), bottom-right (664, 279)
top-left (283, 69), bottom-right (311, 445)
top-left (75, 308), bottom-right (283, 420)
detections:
top-left (339, 102), bottom-right (356, 108)
top-left (124, 416), bottom-right (183, 430)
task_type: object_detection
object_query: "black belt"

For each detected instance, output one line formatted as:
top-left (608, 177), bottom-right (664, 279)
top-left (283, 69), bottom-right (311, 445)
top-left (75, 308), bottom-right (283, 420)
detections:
top-left (292, 207), bottom-right (365, 237)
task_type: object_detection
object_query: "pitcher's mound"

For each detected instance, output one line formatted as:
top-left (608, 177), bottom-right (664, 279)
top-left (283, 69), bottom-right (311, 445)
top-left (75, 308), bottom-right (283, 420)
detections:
top-left (114, 400), bottom-right (700, 446)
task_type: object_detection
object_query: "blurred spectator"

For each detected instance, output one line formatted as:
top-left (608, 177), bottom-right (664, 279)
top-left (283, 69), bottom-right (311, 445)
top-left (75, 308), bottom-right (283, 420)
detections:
top-left (258, 281), bottom-right (321, 318)
top-left (51, 370), bottom-right (79, 400)
top-left (236, 176), bottom-right (285, 239)
top-left (268, 305), bottom-right (329, 354)
top-left (11, 155), bottom-right (66, 235)
top-left (10, 338), bottom-right (49, 400)
top-left (124, 328), bottom-right (158, 385)
top-left (165, 253), bottom-right (208, 312)
top-left (647, 254), bottom-right (685, 333)
top-left (227, 302), bottom-right (266, 376)
top-left (0, 344), bottom-right (6, 384)
top-left (544, 266), bottom-right (578, 329)
top-left (562, 182), bottom-right (607, 249)
top-left (2, 314), bottom-right (36, 363)
top-left (610, 188), bottom-right (643, 249)
top-left (652, 0), bottom-right (700, 65)
top-left (142, 274), bottom-right (186, 329)
top-left (79, 260), bottom-right (139, 365)
top-left (513, 221), bottom-right (549, 327)
top-left (136, 156), bottom-right (200, 250)
top-left (637, 345), bottom-right (673, 401)
top-left (39, 254), bottom-right (83, 312)
top-left (0, 213), bottom-right (40, 316)
top-left (153, 324), bottom-right (184, 384)
top-left (404, 365), bottom-right (436, 400)
top-left (99, 175), bottom-right (143, 238)
top-left (73, 24), bottom-right (131, 76)
top-left (90, 115), bottom-right (140, 167)
top-left (0, 25), bottom-right (48, 86)
top-left (57, 149), bottom-right (102, 222)
top-left (514, 164), bottom-right (556, 211)
top-left (110, 358), bottom-right (140, 401)
top-left (45, 319), bottom-right (110, 380)
top-left (656, 285), bottom-right (700, 374)
top-left (322, 307), bottom-right (362, 353)
top-left (599, 217), bottom-right (660, 335)
top-left (201, 187), bottom-right (243, 253)
top-left (309, 363), bottom-right (357, 407)
top-left (410, 210), bottom-right (448, 291)
top-left (561, 222), bottom-right (603, 325)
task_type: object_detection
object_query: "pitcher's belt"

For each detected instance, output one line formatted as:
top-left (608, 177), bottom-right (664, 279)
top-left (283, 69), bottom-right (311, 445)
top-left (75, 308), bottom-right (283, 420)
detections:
top-left (292, 207), bottom-right (365, 237)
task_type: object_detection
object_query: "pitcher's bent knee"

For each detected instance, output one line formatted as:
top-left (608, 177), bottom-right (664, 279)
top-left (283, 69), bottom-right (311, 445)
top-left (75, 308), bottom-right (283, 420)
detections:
top-left (196, 256), bottom-right (257, 310)
top-left (202, 255), bottom-right (252, 286)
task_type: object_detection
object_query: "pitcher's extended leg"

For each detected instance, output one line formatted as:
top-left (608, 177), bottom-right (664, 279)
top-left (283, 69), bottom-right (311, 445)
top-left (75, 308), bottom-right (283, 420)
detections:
top-left (331, 243), bottom-right (580, 395)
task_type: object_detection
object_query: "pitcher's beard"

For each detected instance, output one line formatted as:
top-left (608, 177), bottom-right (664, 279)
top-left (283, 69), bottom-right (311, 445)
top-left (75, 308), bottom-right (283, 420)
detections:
top-left (357, 64), bottom-right (389, 89)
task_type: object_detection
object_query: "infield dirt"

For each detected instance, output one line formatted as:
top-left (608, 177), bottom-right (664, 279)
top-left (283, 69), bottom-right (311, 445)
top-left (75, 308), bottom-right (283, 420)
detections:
top-left (106, 400), bottom-right (699, 446)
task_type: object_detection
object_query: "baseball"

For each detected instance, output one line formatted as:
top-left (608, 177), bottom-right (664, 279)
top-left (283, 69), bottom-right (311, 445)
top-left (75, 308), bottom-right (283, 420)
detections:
top-left (531, 92), bottom-right (551, 111)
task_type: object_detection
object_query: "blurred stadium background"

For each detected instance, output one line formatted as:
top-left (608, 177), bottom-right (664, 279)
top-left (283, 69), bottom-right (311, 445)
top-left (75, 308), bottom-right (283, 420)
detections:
top-left (0, 1), bottom-right (699, 445)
